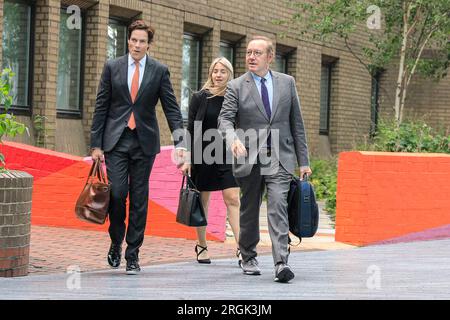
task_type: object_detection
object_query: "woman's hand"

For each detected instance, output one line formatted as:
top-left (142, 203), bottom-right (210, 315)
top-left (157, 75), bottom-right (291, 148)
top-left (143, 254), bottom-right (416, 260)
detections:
top-left (180, 163), bottom-right (191, 176)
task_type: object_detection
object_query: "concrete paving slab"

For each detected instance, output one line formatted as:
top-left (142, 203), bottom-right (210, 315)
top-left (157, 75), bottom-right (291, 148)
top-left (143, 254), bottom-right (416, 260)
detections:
top-left (1, 238), bottom-right (449, 300)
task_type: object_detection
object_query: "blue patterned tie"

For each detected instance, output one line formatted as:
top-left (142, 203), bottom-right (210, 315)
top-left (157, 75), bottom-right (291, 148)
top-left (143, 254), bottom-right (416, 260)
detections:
top-left (261, 78), bottom-right (271, 147)
top-left (261, 78), bottom-right (271, 119)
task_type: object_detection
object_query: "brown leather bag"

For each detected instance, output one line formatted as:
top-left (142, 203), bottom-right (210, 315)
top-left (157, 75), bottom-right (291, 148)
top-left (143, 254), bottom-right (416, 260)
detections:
top-left (75, 158), bottom-right (111, 224)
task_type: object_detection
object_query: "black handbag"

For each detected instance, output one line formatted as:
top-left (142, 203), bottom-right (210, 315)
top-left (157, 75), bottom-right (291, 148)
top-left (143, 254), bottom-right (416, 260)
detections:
top-left (176, 175), bottom-right (207, 227)
top-left (287, 174), bottom-right (319, 239)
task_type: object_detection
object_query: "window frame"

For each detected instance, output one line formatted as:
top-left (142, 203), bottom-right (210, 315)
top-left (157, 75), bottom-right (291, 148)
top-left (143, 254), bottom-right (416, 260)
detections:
top-left (107, 16), bottom-right (129, 60)
top-left (56, 6), bottom-right (86, 119)
top-left (319, 63), bottom-right (333, 136)
top-left (0, 0), bottom-right (35, 116)
top-left (181, 32), bottom-right (202, 121)
top-left (219, 40), bottom-right (235, 68)
top-left (274, 53), bottom-right (288, 74)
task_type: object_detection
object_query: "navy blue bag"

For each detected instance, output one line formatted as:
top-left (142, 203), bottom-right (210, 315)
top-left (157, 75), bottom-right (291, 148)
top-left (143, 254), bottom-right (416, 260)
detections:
top-left (287, 174), bottom-right (319, 240)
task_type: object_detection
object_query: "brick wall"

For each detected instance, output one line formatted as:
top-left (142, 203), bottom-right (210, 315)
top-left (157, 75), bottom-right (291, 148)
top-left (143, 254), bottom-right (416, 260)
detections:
top-left (378, 63), bottom-right (450, 131)
top-left (296, 42), bottom-right (321, 155)
top-left (79, 0), bottom-right (109, 154)
top-left (0, 171), bottom-right (33, 277)
top-left (335, 151), bottom-right (450, 246)
top-left (0, 0), bottom-right (448, 156)
top-left (32, 0), bottom-right (61, 151)
top-left (149, 1), bottom-right (184, 146)
top-left (1, 141), bottom-right (227, 241)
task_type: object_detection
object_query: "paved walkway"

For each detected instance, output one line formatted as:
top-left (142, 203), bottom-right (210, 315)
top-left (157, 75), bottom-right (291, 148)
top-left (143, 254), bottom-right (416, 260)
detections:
top-left (1, 238), bottom-right (450, 299)
top-left (26, 201), bottom-right (348, 275)
top-left (2, 200), bottom-right (450, 299)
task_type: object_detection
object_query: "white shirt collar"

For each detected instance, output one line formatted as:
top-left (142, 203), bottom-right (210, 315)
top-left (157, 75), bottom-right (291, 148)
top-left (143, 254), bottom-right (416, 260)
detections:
top-left (251, 70), bottom-right (272, 82)
top-left (128, 54), bottom-right (146, 68)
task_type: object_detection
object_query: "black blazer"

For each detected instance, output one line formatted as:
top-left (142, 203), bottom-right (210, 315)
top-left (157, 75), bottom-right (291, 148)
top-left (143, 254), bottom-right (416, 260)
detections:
top-left (90, 55), bottom-right (184, 156)
top-left (188, 89), bottom-right (215, 155)
top-left (187, 90), bottom-right (209, 139)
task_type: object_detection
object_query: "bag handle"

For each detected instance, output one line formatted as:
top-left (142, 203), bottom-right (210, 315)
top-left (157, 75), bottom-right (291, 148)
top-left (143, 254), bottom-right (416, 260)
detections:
top-left (291, 173), bottom-right (309, 181)
top-left (186, 175), bottom-right (199, 190)
top-left (180, 173), bottom-right (199, 191)
top-left (86, 159), bottom-right (99, 184)
top-left (97, 159), bottom-right (108, 183)
top-left (87, 159), bottom-right (107, 184)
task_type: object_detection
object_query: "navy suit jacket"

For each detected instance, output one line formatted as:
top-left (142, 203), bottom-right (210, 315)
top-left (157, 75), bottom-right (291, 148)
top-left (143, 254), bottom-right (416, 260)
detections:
top-left (90, 54), bottom-right (184, 156)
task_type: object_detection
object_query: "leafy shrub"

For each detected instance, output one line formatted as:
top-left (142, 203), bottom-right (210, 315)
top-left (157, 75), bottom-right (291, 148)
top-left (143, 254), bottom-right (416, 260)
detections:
top-left (309, 157), bottom-right (337, 222)
top-left (357, 119), bottom-right (450, 154)
top-left (0, 68), bottom-right (27, 171)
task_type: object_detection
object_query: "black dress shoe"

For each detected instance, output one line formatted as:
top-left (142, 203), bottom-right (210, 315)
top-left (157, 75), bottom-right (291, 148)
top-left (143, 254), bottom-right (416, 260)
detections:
top-left (126, 259), bottom-right (141, 275)
top-left (107, 243), bottom-right (122, 268)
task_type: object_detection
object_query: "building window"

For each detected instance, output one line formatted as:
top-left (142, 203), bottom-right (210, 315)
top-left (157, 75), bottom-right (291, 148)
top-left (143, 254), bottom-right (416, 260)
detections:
top-left (57, 8), bottom-right (84, 113)
top-left (273, 53), bottom-right (287, 74)
top-left (181, 33), bottom-right (201, 120)
top-left (2, 0), bottom-right (32, 109)
top-left (107, 18), bottom-right (127, 60)
top-left (219, 41), bottom-right (234, 66)
top-left (370, 71), bottom-right (382, 137)
top-left (320, 63), bottom-right (332, 135)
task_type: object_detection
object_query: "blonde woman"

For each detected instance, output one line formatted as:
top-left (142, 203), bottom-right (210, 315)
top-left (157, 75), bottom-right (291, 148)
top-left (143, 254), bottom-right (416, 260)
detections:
top-left (181, 57), bottom-right (241, 264)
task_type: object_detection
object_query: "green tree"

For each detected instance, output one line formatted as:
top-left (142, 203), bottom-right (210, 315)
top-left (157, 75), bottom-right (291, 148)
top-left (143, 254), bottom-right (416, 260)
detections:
top-left (277, 0), bottom-right (450, 125)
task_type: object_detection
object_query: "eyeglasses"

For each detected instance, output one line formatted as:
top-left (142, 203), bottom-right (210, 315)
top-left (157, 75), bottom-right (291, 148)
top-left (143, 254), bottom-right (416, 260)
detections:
top-left (246, 50), bottom-right (265, 57)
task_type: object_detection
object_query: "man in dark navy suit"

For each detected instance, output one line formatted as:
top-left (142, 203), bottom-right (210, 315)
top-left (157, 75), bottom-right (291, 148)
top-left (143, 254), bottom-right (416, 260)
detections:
top-left (90, 20), bottom-right (184, 274)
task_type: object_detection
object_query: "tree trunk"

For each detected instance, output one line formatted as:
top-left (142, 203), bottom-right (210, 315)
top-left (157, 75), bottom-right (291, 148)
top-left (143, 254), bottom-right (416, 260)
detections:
top-left (394, 1), bottom-right (410, 126)
top-left (400, 70), bottom-right (408, 124)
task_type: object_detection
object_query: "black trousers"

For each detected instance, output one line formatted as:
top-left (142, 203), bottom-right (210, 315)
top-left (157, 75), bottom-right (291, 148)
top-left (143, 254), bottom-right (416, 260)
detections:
top-left (105, 128), bottom-right (156, 261)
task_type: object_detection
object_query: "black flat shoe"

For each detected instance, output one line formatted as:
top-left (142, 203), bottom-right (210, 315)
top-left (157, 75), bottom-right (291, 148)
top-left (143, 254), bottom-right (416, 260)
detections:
top-left (195, 244), bottom-right (211, 264)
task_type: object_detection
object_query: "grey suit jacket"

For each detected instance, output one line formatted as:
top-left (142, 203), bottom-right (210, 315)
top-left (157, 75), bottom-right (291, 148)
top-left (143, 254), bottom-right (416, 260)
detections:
top-left (218, 71), bottom-right (309, 177)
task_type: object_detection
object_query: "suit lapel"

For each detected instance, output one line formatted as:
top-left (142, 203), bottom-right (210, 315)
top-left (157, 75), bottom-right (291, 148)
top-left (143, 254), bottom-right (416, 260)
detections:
top-left (270, 71), bottom-right (280, 122)
top-left (246, 72), bottom-right (270, 122)
top-left (120, 56), bottom-right (132, 104)
top-left (134, 55), bottom-right (155, 104)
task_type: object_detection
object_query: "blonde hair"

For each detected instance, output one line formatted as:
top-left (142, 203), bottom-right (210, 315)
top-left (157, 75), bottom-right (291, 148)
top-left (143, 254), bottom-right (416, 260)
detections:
top-left (201, 57), bottom-right (234, 97)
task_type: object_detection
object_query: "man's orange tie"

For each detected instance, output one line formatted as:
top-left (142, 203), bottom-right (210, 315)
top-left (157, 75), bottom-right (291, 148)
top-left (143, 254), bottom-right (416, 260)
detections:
top-left (128, 60), bottom-right (139, 130)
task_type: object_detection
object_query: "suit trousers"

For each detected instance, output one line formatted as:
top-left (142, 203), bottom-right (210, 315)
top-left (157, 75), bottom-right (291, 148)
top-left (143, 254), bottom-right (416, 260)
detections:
top-left (235, 153), bottom-right (292, 266)
top-left (105, 127), bottom-right (156, 261)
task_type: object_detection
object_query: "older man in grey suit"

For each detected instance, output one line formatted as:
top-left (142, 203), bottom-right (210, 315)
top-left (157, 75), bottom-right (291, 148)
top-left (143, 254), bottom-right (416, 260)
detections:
top-left (218, 36), bottom-right (312, 283)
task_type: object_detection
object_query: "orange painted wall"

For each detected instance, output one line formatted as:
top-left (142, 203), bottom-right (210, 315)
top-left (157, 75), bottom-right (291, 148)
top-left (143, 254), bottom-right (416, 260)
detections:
top-left (2, 141), bottom-right (222, 241)
top-left (335, 151), bottom-right (450, 246)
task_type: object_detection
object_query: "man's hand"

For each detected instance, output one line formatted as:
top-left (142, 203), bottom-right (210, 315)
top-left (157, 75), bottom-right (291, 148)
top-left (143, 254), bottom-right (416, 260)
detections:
top-left (91, 148), bottom-right (104, 161)
top-left (300, 166), bottom-right (312, 180)
top-left (231, 139), bottom-right (247, 158)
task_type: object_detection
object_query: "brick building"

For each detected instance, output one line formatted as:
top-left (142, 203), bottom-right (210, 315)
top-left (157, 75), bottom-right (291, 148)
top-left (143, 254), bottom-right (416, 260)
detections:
top-left (1, 0), bottom-right (449, 157)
